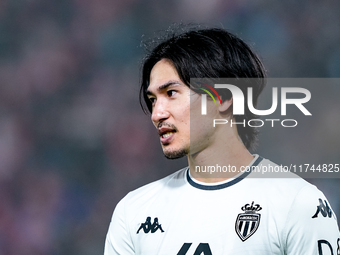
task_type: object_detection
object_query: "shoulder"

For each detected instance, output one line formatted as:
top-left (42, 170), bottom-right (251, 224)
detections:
top-left (250, 158), bottom-right (339, 232)
top-left (247, 157), bottom-right (329, 216)
top-left (127, 167), bottom-right (187, 197)
top-left (249, 157), bottom-right (316, 191)
top-left (114, 167), bottom-right (188, 215)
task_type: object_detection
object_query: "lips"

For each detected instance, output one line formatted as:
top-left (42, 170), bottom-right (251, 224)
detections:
top-left (158, 124), bottom-right (177, 145)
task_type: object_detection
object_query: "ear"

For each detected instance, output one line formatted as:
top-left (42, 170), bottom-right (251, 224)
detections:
top-left (218, 97), bottom-right (233, 113)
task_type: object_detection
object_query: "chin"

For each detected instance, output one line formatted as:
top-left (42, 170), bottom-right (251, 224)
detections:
top-left (163, 147), bottom-right (188, 159)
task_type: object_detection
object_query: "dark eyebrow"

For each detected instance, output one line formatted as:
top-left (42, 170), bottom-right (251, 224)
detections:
top-left (146, 81), bottom-right (181, 96)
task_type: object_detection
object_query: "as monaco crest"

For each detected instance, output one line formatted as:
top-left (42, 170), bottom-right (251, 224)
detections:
top-left (235, 201), bottom-right (262, 241)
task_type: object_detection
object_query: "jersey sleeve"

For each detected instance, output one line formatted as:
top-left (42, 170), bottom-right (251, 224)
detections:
top-left (283, 184), bottom-right (340, 255)
top-left (104, 197), bottom-right (135, 255)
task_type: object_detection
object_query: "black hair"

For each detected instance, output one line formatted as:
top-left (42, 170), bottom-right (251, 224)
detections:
top-left (139, 25), bottom-right (266, 150)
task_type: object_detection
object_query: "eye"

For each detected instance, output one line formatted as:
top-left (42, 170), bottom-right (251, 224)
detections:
top-left (167, 90), bottom-right (177, 97)
top-left (148, 97), bottom-right (156, 105)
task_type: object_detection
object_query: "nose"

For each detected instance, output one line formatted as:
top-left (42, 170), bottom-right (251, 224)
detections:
top-left (151, 99), bottom-right (170, 125)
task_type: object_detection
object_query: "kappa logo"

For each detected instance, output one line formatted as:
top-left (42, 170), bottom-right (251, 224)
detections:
top-left (312, 198), bottom-right (333, 219)
top-left (235, 201), bottom-right (262, 242)
top-left (136, 216), bottom-right (165, 234)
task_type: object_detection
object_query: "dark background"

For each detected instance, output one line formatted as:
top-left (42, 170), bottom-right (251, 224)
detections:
top-left (0, 0), bottom-right (339, 254)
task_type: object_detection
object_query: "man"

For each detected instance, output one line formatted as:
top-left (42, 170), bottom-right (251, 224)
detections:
top-left (104, 27), bottom-right (340, 254)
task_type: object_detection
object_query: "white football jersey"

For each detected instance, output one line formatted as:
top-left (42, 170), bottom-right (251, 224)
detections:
top-left (104, 155), bottom-right (340, 255)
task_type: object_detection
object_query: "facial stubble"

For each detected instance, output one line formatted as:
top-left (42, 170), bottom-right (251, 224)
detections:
top-left (163, 147), bottom-right (189, 159)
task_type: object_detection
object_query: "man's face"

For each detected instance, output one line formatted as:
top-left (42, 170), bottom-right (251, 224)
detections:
top-left (147, 59), bottom-right (222, 159)
top-left (147, 59), bottom-right (194, 159)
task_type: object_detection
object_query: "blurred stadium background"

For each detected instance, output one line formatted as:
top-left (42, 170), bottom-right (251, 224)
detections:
top-left (0, 0), bottom-right (339, 254)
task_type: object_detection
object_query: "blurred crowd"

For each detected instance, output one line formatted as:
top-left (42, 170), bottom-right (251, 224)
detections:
top-left (0, 0), bottom-right (339, 254)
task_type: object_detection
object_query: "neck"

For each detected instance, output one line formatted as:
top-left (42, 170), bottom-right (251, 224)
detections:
top-left (187, 128), bottom-right (254, 183)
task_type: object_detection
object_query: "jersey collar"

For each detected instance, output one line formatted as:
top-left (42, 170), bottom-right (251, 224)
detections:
top-left (186, 155), bottom-right (264, 190)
